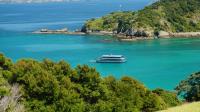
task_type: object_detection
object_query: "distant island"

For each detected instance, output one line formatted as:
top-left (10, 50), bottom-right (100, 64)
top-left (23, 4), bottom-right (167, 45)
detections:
top-left (33, 0), bottom-right (200, 41)
top-left (80, 0), bottom-right (200, 40)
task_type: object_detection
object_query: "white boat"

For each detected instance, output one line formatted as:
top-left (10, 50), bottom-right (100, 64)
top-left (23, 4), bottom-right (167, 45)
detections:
top-left (96, 54), bottom-right (126, 63)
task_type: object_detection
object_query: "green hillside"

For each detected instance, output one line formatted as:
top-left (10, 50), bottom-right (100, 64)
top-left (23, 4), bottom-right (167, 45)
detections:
top-left (82, 0), bottom-right (200, 37)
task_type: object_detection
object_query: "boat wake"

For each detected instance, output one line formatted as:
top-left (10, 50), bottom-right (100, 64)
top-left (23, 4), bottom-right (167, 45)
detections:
top-left (89, 60), bottom-right (96, 63)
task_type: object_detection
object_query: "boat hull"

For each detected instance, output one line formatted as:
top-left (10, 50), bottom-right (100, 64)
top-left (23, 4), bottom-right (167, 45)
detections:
top-left (96, 59), bottom-right (126, 63)
top-left (95, 54), bottom-right (127, 63)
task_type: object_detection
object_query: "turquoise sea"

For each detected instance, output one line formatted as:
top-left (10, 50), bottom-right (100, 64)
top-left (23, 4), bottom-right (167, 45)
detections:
top-left (0, 0), bottom-right (200, 90)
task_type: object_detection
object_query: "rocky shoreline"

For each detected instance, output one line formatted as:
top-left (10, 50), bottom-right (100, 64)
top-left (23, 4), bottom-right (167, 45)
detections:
top-left (155, 31), bottom-right (200, 39)
top-left (171, 32), bottom-right (200, 38)
top-left (33, 28), bottom-right (200, 41)
top-left (115, 31), bottom-right (200, 41)
top-left (32, 28), bottom-right (85, 35)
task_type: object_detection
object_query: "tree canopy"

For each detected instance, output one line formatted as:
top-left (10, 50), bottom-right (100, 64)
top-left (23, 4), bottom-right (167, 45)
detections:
top-left (176, 72), bottom-right (200, 102)
top-left (0, 53), bottom-right (182, 112)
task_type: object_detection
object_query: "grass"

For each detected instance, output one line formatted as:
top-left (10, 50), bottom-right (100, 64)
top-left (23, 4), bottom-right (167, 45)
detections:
top-left (158, 102), bottom-right (200, 112)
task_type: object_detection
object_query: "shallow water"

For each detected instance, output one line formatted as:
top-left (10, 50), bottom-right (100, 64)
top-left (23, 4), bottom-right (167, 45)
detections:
top-left (0, 1), bottom-right (200, 90)
top-left (1, 32), bottom-right (200, 90)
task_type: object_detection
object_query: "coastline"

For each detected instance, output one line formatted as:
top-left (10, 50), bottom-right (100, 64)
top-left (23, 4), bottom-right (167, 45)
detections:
top-left (32, 31), bottom-right (86, 35)
top-left (32, 29), bottom-right (200, 41)
top-left (170, 32), bottom-right (200, 38)
top-left (32, 28), bottom-right (86, 35)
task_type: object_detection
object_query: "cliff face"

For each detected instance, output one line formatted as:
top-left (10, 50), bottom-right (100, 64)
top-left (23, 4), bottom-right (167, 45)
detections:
top-left (82, 0), bottom-right (200, 38)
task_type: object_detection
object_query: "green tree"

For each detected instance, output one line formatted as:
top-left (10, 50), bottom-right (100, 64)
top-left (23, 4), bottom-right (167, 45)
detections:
top-left (142, 91), bottom-right (167, 112)
top-left (176, 72), bottom-right (200, 102)
top-left (0, 54), bottom-right (184, 112)
top-left (0, 69), bottom-right (10, 96)
top-left (153, 88), bottom-right (181, 107)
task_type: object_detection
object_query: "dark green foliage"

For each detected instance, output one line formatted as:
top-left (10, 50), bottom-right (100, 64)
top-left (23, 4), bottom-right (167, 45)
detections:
top-left (0, 53), bottom-right (182, 111)
top-left (83, 0), bottom-right (200, 35)
top-left (176, 72), bottom-right (200, 102)
top-left (153, 88), bottom-right (182, 106)
top-left (0, 53), bottom-right (13, 70)
top-left (0, 70), bottom-right (10, 96)
top-left (142, 91), bottom-right (167, 112)
top-left (0, 54), bottom-right (12, 96)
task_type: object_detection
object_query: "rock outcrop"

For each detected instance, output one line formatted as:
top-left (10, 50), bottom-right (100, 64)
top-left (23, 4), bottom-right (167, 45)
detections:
top-left (157, 31), bottom-right (170, 38)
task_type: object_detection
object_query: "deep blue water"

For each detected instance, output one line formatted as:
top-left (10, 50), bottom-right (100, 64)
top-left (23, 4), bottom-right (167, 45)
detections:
top-left (0, 0), bottom-right (200, 90)
top-left (0, 0), bottom-right (150, 31)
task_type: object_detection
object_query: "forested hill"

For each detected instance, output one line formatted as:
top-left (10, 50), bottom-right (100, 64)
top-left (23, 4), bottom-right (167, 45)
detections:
top-left (81, 0), bottom-right (200, 37)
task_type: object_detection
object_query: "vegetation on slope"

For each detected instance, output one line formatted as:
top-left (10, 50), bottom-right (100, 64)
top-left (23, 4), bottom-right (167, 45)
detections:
top-left (82, 0), bottom-right (200, 37)
top-left (0, 54), bottom-right (182, 112)
top-left (1, 53), bottom-right (200, 111)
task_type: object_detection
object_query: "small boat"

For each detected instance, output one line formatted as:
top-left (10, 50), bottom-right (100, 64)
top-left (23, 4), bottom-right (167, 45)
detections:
top-left (96, 54), bottom-right (126, 63)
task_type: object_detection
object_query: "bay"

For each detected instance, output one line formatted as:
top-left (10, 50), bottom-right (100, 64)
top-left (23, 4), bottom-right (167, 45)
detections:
top-left (0, 0), bottom-right (200, 90)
